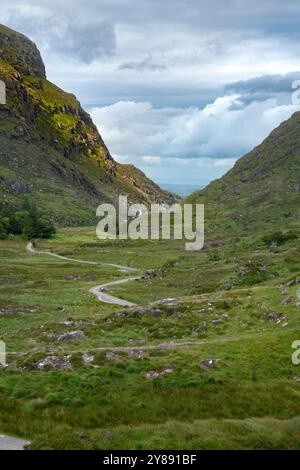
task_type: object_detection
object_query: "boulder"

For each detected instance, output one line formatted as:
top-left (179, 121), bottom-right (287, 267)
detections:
top-left (211, 319), bottom-right (222, 325)
top-left (57, 330), bottom-right (86, 342)
top-left (60, 320), bottom-right (96, 327)
top-left (106, 351), bottom-right (120, 362)
top-left (34, 355), bottom-right (72, 371)
top-left (201, 358), bottom-right (220, 369)
top-left (280, 296), bottom-right (293, 305)
top-left (117, 307), bottom-right (161, 318)
top-left (277, 284), bottom-right (288, 294)
top-left (128, 349), bottom-right (144, 359)
top-left (82, 353), bottom-right (94, 364)
top-left (146, 368), bottom-right (173, 379)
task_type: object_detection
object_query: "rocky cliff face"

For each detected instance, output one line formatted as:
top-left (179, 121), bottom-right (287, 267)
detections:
top-left (0, 23), bottom-right (174, 225)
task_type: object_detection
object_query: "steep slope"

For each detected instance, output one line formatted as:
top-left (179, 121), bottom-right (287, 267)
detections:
top-left (188, 112), bottom-right (300, 238)
top-left (0, 24), bottom-right (174, 225)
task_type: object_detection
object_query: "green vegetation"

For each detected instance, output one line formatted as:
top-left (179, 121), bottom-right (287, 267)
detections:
top-left (0, 204), bottom-right (55, 240)
top-left (0, 21), bottom-right (300, 451)
top-left (0, 220), bottom-right (299, 449)
top-left (0, 23), bottom-right (174, 227)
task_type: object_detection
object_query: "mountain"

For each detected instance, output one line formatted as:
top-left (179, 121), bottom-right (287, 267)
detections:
top-left (187, 112), bottom-right (300, 237)
top-left (0, 24), bottom-right (174, 225)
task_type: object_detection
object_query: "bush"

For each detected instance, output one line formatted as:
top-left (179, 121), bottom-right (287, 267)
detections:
top-left (262, 230), bottom-right (297, 247)
top-left (23, 210), bottom-right (56, 240)
top-left (36, 215), bottom-right (56, 239)
top-left (0, 218), bottom-right (8, 239)
top-left (9, 210), bottom-right (30, 234)
top-left (0, 203), bottom-right (55, 240)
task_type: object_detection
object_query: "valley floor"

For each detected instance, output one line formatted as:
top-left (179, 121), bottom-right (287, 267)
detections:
top-left (0, 226), bottom-right (300, 449)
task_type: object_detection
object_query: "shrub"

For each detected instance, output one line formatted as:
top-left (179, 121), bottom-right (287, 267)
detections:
top-left (9, 210), bottom-right (30, 234)
top-left (262, 230), bottom-right (297, 247)
top-left (23, 212), bottom-right (56, 239)
top-left (0, 218), bottom-right (8, 239)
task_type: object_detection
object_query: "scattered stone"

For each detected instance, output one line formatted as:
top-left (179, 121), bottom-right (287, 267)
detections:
top-left (146, 371), bottom-right (160, 379)
top-left (57, 330), bottom-right (86, 342)
top-left (152, 298), bottom-right (178, 306)
top-left (201, 358), bottom-right (220, 369)
top-left (106, 352), bottom-right (120, 362)
top-left (116, 311), bottom-right (126, 319)
top-left (280, 296), bottom-right (293, 306)
top-left (142, 269), bottom-right (157, 279)
top-left (128, 349), bottom-right (144, 359)
top-left (117, 307), bottom-right (161, 318)
top-left (293, 376), bottom-right (300, 382)
top-left (64, 275), bottom-right (81, 281)
top-left (267, 310), bottom-right (286, 323)
top-left (194, 307), bottom-right (214, 314)
top-left (0, 305), bottom-right (39, 316)
top-left (277, 284), bottom-right (288, 294)
top-left (60, 320), bottom-right (96, 327)
top-left (34, 355), bottom-right (72, 371)
top-left (146, 368), bottom-right (173, 379)
top-left (286, 277), bottom-right (300, 287)
top-left (211, 319), bottom-right (222, 325)
top-left (82, 353), bottom-right (94, 364)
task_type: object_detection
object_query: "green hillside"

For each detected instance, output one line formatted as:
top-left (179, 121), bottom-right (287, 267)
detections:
top-left (187, 113), bottom-right (300, 238)
top-left (0, 24), bottom-right (174, 226)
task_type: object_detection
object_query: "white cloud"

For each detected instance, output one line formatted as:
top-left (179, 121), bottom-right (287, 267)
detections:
top-left (2, 0), bottom-right (300, 184)
top-left (90, 95), bottom-right (300, 160)
top-left (90, 93), bottom-right (300, 183)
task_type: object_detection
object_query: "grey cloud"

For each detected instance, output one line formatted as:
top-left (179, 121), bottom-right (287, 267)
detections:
top-left (226, 72), bottom-right (300, 94)
top-left (118, 54), bottom-right (167, 72)
top-left (6, 9), bottom-right (116, 63)
top-left (54, 21), bottom-right (116, 63)
top-left (225, 73), bottom-right (300, 106)
top-left (5, 0), bottom-right (300, 34)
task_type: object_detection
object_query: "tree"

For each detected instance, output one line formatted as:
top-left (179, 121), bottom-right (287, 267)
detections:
top-left (23, 211), bottom-right (55, 239)
top-left (0, 218), bottom-right (8, 239)
top-left (36, 215), bottom-right (56, 239)
top-left (9, 210), bottom-right (29, 234)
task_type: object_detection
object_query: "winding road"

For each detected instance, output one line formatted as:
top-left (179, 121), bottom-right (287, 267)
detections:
top-left (4, 241), bottom-right (296, 449)
top-left (89, 276), bottom-right (142, 307)
top-left (27, 241), bottom-right (140, 306)
top-left (26, 242), bottom-right (138, 273)
top-left (0, 242), bottom-right (141, 448)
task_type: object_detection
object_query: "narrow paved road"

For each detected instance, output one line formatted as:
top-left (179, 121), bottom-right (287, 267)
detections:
top-left (0, 434), bottom-right (30, 450)
top-left (89, 276), bottom-right (142, 307)
top-left (27, 241), bottom-right (140, 306)
top-left (26, 242), bottom-right (138, 273)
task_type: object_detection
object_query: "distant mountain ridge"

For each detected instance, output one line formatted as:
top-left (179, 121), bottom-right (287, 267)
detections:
top-left (0, 23), bottom-right (174, 225)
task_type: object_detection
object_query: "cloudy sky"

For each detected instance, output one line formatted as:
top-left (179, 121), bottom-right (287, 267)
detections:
top-left (1, 0), bottom-right (300, 187)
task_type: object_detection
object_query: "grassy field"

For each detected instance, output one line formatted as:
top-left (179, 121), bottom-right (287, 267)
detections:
top-left (0, 225), bottom-right (300, 449)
